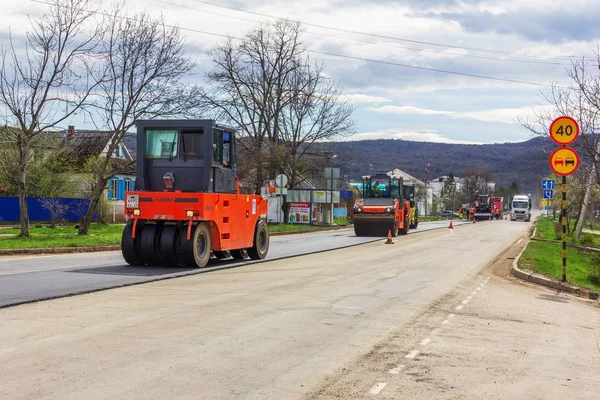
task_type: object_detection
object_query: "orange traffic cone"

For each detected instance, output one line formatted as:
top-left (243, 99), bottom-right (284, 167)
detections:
top-left (385, 230), bottom-right (395, 244)
top-left (448, 219), bottom-right (453, 229)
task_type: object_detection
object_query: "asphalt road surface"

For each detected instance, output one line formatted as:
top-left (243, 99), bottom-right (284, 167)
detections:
top-left (5, 218), bottom-right (595, 400)
top-left (0, 220), bottom-right (467, 308)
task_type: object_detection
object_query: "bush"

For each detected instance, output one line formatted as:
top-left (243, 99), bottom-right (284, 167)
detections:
top-left (554, 221), bottom-right (563, 240)
top-left (581, 233), bottom-right (595, 246)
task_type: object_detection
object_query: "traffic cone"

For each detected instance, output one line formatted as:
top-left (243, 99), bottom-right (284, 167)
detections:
top-left (385, 230), bottom-right (395, 244)
top-left (448, 219), bottom-right (453, 229)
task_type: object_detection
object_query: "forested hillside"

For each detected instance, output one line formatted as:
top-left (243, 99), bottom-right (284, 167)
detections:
top-left (315, 137), bottom-right (553, 193)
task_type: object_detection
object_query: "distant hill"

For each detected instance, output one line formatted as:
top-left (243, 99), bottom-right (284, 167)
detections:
top-left (313, 137), bottom-right (553, 194)
top-left (122, 130), bottom-right (552, 195)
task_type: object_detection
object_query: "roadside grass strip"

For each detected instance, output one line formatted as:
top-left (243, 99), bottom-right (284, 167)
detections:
top-left (536, 216), bottom-right (600, 247)
top-left (518, 241), bottom-right (600, 294)
top-left (0, 221), bottom-right (353, 250)
top-left (0, 224), bottom-right (124, 249)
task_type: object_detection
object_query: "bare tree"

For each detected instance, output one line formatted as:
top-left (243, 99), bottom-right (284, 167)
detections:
top-left (277, 62), bottom-right (355, 189)
top-left (203, 20), bottom-right (305, 192)
top-left (77, 6), bottom-right (198, 235)
top-left (0, 0), bottom-right (102, 236)
top-left (520, 56), bottom-right (600, 239)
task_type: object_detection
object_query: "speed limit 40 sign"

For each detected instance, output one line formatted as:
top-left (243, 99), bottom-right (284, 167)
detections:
top-left (549, 116), bottom-right (579, 146)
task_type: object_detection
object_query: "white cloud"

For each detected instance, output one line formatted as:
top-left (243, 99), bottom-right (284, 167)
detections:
top-left (339, 94), bottom-right (392, 103)
top-left (341, 129), bottom-right (485, 144)
top-left (366, 104), bottom-right (554, 124)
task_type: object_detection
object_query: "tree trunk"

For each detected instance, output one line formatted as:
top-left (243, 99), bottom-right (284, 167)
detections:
top-left (78, 175), bottom-right (108, 235)
top-left (575, 148), bottom-right (600, 239)
top-left (18, 152), bottom-right (29, 237)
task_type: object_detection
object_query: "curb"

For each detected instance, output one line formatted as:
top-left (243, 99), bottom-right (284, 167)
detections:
top-left (0, 227), bottom-right (354, 257)
top-left (511, 219), bottom-right (581, 294)
top-left (511, 245), bottom-right (581, 294)
top-left (0, 245), bottom-right (121, 256)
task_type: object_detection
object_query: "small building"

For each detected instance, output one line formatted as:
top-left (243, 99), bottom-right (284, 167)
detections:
top-left (55, 126), bottom-right (136, 220)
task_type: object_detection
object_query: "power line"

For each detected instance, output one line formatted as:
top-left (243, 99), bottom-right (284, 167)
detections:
top-left (182, 0), bottom-right (591, 61)
top-left (154, 0), bottom-right (574, 67)
top-left (29, 0), bottom-right (557, 87)
top-left (309, 50), bottom-right (550, 87)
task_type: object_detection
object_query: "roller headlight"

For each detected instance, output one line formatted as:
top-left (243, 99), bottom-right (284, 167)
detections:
top-left (356, 207), bottom-right (363, 213)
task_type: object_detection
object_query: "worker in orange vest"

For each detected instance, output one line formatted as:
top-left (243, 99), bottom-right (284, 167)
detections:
top-left (469, 206), bottom-right (475, 220)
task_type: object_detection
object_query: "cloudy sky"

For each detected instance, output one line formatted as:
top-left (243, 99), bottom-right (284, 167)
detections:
top-left (1, 0), bottom-right (599, 144)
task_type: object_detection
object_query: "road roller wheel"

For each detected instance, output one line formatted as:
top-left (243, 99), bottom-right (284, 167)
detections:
top-left (230, 248), bottom-right (249, 260)
top-left (391, 219), bottom-right (399, 237)
top-left (177, 223), bottom-right (211, 268)
top-left (213, 250), bottom-right (231, 259)
top-left (400, 216), bottom-right (410, 235)
top-left (121, 222), bottom-right (144, 266)
top-left (158, 225), bottom-right (178, 266)
top-left (140, 224), bottom-right (163, 266)
top-left (248, 220), bottom-right (269, 260)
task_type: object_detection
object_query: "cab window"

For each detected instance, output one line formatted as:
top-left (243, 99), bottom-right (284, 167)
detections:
top-left (212, 129), bottom-right (233, 168)
top-left (146, 129), bottom-right (178, 159)
top-left (180, 129), bottom-right (203, 160)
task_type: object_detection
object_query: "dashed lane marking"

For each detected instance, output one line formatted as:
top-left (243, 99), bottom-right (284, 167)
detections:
top-left (405, 350), bottom-right (419, 359)
top-left (461, 299), bottom-right (469, 305)
top-left (368, 382), bottom-right (387, 395)
top-left (388, 365), bottom-right (405, 375)
top-left (455, 305), bottom-right (464, 311)
top-left (448, 313), bottom-right (456, 319)
top-left (442, 318), bottom-right (450, 325)
top-left (420, 337), bottom-right (431, 345)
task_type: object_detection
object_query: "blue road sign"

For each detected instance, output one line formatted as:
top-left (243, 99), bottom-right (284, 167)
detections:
top-left (542, 179), bottom-right (555, 190)
top-left (544, 206), bottom-right (552, 210)
top-left (543, 190), bottom-right (553, 199)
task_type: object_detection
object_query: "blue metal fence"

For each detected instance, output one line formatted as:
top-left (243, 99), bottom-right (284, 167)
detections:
top-left (0, 197), bottom-right (98, 222)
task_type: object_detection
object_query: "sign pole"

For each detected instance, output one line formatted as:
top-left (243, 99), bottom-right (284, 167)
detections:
top-left (562, 175), bottom-right (567, 282)
top-left (549, 116), bottom-right (580, 284)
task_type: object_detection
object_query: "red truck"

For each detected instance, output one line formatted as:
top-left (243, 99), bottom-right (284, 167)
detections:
top-left (489, 196), bottom-right (503, 220)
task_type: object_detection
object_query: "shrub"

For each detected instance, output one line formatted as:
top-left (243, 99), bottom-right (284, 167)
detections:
top-left (580, 233), bottom-right (595, 246)
top-left (554, 221), bottom-right (563, 240)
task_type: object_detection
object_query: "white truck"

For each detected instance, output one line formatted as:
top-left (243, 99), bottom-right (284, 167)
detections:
top-left (510, 194), bottom-right (531, 222)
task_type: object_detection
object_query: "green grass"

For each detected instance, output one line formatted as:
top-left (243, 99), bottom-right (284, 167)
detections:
top-left (536, 216), bottom-right (600, 247)
top-left (518, 241), bottom-right (600, 294)
top-left (0, 220), bottom-right (353, 249)
top-left (0, 224), bottom-right (124, 249)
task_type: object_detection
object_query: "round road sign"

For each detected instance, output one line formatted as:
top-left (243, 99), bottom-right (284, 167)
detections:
top-left (549, 147), bottom-right (580, 176)
top-left (549, 116), bottom-right (579, 146)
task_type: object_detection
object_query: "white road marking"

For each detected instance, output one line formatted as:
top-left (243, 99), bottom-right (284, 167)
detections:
top-left (461, 299), bottom-right (469, 305)
top-left (405, 350), bottom-right (419, 359)
top-left (420, 337), bottom-right (431, 345)
top-left (368, 382), bottom-right (387, 395)
top-left (476, 287), bottom-right (482, 291)
top-left (455, 305), bottom-right (464, 311)
top-left (442, 319), bottom-right (449, 325)
top-left (448, 313), bottom-right (456, 319)
top-left (471, 291), bottom-right (477, 296)
top-left (388, 365), bottom-right (405, 375)
top-left (467, 295), bottom-right (473, 300)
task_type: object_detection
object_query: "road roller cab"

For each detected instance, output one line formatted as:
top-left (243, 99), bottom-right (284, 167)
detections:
top-left (121, 120), bottom-right (269, 268)
top-left (353, 174), bottom-right (411, 237)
